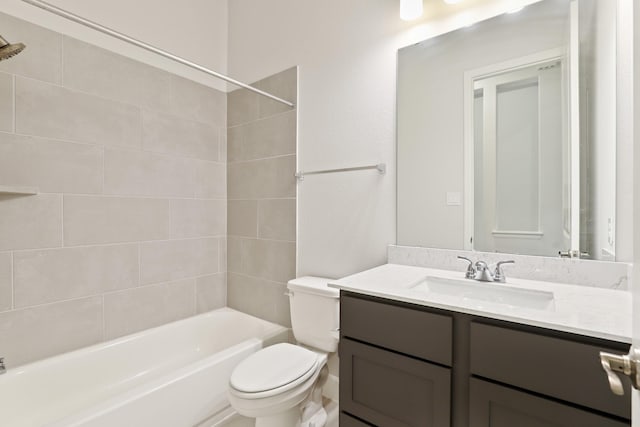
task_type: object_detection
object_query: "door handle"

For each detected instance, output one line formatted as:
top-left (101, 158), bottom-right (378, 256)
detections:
top-left (600, 349), bottom-right (640, 395)
top-left (558, 250), bottom-right (590, 259)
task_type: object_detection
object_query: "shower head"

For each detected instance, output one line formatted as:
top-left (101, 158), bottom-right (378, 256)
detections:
top-left (0, 35), bottom-right (26, 61)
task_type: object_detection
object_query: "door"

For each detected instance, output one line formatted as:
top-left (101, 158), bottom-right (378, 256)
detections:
top-left (633, 0), bottom-right (640, 423)
top-left (472, 61), bottom-right (568, 257)
top-left (339, 338), bottom-right (451, 427)
top-left (607, 0), bottom-right (639, 425)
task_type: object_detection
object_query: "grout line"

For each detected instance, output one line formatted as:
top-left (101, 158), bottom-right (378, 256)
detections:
top-left (101, 147), bottom-right (105, 193)
top-left (227, 153), bottom-right (296, 165)
top-left (218, 127), bottom-right (224, 163)
top-left (217, 238), bottom-right (222, 275)
top-left (227, 235), bottom-right (296, 244)
top-left (227, 108), bottom-right (295, 130)
top-left (223, 270), bottom-right (228, 307)
top-left (0, 130), bottom-right (227, 165)
top-left (110, 274), bottom-right (222, 295)
top-left (137, 243), bottom-right (141, 287)
top-left (139, 102), bottom-right (144, 153)
top-left (255, 200), bottom-right (261, 239)
top-left (193, 276), bottom-right (198, 314)
top-left (227, 272), bottom-right (290, 289)
top-left (0, 130), bottom-right (101, 148)
top-left (30, 191), bottom-right (226, 201)
top-left (60, 34), bottom-right (64, 87)
top-left (168, 198), bottom-right (173, 239)
top-left (227, 197), bottom-right (295, 202)
top-left (4, 272), bottom-right (225, 314)
top-left (11, 74), bottom-right (16, 133)
top-left (10, 252), bottom-right (14, 310)
top-left (9, 235), bottom-right (227, 254)
top-left (101, 294), bottom-right (106, 341)
top-left (61, 195), bottom-right (65, 247)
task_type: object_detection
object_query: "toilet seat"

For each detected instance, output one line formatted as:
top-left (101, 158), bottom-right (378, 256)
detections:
top-left (228, 345), bottom-right (328, 419)
top-left (229, 343), bottom-right (320, 399)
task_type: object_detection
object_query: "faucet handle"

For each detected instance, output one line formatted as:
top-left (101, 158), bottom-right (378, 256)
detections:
top-left (494, 260), bottom-right (515, 283)
top-left (457, 256), bottom-right (475, 279)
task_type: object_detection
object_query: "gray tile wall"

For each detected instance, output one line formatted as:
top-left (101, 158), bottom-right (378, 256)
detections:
top-left (0, 12), bottom-right (227, 367)
top-left (227, 67), bottom-right (297, 327)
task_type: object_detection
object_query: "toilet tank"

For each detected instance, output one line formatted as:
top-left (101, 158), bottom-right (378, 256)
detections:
top-left (287, 277), bottom-right (340, 353)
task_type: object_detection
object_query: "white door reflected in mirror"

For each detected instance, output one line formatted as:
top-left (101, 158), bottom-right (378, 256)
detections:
top-left (467, 55), bottom-right (569, 257)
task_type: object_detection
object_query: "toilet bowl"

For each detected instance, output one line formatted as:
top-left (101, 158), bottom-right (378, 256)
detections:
top-left (227, 277), bottom-right (339, 427)
top-left (228, 343), bottom-right (328, 426)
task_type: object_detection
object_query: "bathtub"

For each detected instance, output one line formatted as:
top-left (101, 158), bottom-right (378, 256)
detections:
top-left (0, 308), bottom-right (287, 427)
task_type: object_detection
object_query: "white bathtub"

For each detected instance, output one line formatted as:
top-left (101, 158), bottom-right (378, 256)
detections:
top-left (0, 308), bottom-right (287, 427)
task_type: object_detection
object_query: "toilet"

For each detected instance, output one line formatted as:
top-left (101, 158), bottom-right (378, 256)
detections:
top-left (228, 276), bottom-right (339, 427)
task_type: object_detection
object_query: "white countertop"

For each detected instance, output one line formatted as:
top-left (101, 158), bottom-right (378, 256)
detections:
top-left (329, 263), bottom-right (632, 343)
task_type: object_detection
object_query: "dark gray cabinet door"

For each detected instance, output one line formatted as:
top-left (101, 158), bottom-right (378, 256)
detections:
top-left (469, 378), bottom-right (629, 427)
top-left (340, 338), bottom-right (451, 427)
top-left (470, 322), bottom-right (631, 418)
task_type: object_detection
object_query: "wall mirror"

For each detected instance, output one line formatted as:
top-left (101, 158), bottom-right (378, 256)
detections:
top-left (397, 0), bottom-right (623, 261)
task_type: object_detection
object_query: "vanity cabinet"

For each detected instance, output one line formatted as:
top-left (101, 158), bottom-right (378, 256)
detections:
top-left (339, 294), bottom-right (452, 427)
top-left (339, 292), bottom-right (631, 427)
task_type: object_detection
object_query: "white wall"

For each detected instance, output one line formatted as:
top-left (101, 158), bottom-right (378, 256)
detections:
top-left (580, 0), bottom-right (617, 260)
top-left (228, 0), bottom-right (543, 278)
top-left (0, 0), bottom-right (228, 90)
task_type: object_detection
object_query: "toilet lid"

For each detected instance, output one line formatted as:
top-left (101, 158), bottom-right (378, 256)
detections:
top-left (230, 343), bottom-right (318, 393)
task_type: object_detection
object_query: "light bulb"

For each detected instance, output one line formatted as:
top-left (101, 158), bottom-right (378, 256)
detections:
top-left (400, 0), bottom-right (423, 21)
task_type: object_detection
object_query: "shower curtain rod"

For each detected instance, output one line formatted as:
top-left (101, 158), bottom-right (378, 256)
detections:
top-left (21, 0), bottom-right (296, 108)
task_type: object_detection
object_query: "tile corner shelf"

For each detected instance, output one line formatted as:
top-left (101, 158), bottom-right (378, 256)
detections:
top-left (0, 185), bottom-right (39, 195)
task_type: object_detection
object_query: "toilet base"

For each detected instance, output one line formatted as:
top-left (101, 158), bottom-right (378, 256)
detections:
top-left (301, 406), bottom-right (327, 427)
top-left (253, 404), bottom-right (328, 427)
top-left (255, 406), bottom-right (301, 427)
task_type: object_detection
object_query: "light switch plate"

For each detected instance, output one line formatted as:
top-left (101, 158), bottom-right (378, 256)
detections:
top-left (446, 192), bottom-right (462, 206)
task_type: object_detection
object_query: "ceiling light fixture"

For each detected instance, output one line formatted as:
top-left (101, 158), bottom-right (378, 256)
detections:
top-left (443, 0), bottom-right (464, 4)
top-left (400, 0), bottom-right (423, 21)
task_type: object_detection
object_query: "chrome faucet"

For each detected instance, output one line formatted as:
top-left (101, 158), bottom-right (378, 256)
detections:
top-left (457, 256), bottom-right (515, 283)
top-left (458, 256), bottom-right (476, 279)
top-left (0, 357), bottom-right (5, 375)
top-left (474, 260), bottom-right (493, 282)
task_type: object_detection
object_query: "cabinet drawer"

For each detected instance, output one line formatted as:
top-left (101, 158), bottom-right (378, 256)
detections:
top-left (340, 412), bottom-right (373, 427)
top-left (341, 294), bottom-right (452, 365)
top-left (470, 322), bottom-right (631, 419)
top-left (469, 378), bottom-right (629, 427)
top-left (340, 338), bottom-right (451, 427)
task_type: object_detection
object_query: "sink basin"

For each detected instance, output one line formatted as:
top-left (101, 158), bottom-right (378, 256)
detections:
top-left (409, 276), bottom-right (555, 311)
